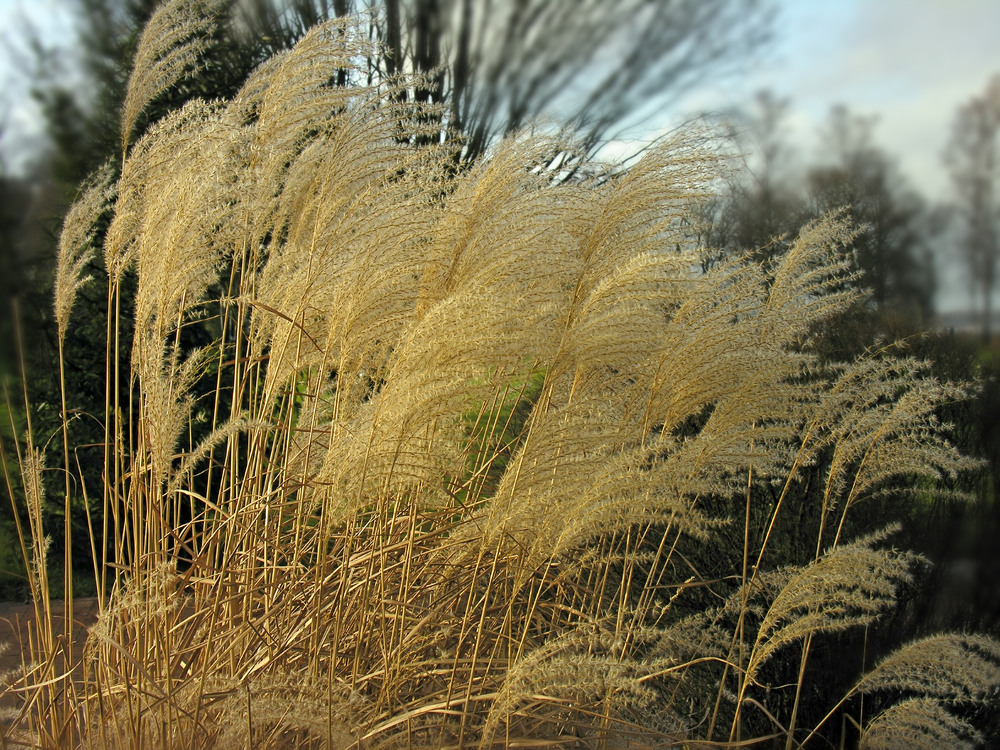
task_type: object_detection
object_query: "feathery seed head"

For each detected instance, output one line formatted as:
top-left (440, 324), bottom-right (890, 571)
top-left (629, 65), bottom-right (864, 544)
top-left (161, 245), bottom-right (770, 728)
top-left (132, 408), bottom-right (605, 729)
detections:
top-left (54, 163), bottom-right (116, 343)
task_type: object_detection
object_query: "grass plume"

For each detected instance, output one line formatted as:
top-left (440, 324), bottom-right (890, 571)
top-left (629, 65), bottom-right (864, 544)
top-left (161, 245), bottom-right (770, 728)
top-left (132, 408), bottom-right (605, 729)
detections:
top-left (121, 0), bottom-right (225, 151)
top-left (3, 5), bottom-right (997, 748)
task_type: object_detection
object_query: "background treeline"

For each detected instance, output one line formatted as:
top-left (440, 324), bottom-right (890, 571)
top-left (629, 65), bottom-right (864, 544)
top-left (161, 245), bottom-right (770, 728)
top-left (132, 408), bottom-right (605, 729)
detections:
top-left (0, 0), bottom-right (998, 743)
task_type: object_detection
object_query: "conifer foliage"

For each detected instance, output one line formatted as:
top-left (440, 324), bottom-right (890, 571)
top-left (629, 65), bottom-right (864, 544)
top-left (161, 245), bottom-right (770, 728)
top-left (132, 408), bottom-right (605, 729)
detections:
top-left (4, 3), bottom-right (998, 747)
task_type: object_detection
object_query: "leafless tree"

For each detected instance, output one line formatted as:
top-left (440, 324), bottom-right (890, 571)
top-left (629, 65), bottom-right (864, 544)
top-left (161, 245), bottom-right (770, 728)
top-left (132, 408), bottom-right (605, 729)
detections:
top-left (699, 91), bottom-right (806, 265)
top-left (236, 0), bottom-right (772, 161)
top-left (946, 75), bottom-right (1000, 342)
top-left (809, 105), bottom-right (934, 317)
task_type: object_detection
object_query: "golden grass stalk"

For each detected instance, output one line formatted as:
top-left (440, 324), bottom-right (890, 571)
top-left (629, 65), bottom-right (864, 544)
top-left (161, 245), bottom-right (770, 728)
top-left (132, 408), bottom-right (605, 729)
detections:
top-left (54, 164), bottom-right (117, 650)
top-left (856, 633), bottom-right (1000, 700)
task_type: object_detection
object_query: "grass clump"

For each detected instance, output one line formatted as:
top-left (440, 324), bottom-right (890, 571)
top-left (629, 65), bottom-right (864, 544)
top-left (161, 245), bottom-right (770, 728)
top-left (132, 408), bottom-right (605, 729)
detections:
top-left (2, 3), bottom-right (997, 748)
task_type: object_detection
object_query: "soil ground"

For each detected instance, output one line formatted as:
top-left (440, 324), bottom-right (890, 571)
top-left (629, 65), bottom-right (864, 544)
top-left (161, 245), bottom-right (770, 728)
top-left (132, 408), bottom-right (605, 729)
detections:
top-left (0, 599), bottom-right (100, 674)
top-left (0, 598), bottom-right (101, 719)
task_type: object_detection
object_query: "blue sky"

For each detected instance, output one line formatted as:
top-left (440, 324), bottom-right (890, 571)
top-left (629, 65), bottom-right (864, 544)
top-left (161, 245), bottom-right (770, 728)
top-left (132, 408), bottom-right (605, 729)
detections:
top-left (2, 0), bottom-right (999, 309)
top-left (744, 0), bottom-right (1000, 202)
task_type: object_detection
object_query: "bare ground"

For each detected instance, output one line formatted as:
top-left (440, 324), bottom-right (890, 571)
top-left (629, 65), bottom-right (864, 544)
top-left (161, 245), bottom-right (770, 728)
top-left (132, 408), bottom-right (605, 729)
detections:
top-left (0, 598), bottom-right (101, 721)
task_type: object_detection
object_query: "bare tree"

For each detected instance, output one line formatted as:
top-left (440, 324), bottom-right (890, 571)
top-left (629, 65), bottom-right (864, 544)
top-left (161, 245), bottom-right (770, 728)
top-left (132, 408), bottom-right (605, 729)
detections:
top-left (946, 75), bottom-right (1000, 342)
top-left (809, 105), bottom-right (934, 318)
top-left (702, 91), bottom-right (806, 265)
top-left (236, 0), bottom-right (772, 161)
top-left (698, 98), bottom-right (935, 326)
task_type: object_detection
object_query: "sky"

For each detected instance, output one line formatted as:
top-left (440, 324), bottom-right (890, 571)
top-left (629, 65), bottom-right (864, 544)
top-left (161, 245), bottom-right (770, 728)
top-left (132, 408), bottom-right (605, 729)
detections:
top-left (0, 0), bottom-right (79, 164)
top-left (1, 0), bottom-right (999, 310)
top-left (662, 0), bottom-right (1000, 312)
top-left (728, 0), bottom-right (1000, 204)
